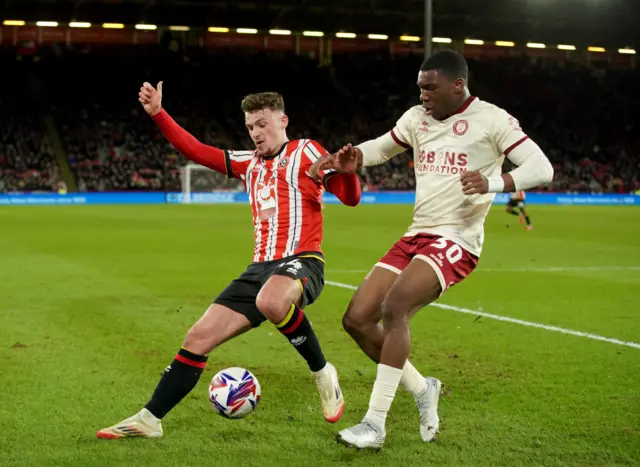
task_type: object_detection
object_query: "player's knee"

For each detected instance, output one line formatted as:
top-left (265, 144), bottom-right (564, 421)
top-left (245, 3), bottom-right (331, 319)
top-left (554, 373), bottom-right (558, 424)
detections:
top-left (255, 290), bottom-right (289, 323)
top-left (342, 300), bottom-right (373, 335)
top-left (183, 323), bottom-right (215, 355)
top-left (342, 307), bottom-right (360, 336)
top-left (380, 297), bottom-right (410, 327)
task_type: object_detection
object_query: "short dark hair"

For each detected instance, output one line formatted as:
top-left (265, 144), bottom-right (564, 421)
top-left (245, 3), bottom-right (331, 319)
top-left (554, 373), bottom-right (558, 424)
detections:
top-left (241, 92), bottom-right (285, 113)
top-left (420, 50), bottom-right (468, 81)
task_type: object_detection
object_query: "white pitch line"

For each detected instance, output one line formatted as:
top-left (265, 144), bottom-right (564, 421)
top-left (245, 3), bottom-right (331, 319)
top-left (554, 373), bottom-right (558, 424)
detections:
top-left (480, 266), bottom-right (640, 272)
top-left (325, 280), bottom-right (640, 350)
top-left (329, 266), bottom-right (640, 274)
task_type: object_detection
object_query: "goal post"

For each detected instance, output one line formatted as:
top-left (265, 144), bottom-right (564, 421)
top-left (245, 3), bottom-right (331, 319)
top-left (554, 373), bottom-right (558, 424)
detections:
top-left (179, 163), bottom-right (244, 204)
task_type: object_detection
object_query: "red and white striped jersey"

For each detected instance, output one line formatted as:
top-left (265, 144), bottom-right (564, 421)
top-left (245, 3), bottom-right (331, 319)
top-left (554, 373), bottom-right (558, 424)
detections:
top-left (224, 139), bottom-right (332, 263)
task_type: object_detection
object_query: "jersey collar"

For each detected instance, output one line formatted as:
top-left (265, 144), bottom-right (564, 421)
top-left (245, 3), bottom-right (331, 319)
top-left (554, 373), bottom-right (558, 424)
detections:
top-left (260, 141), bottom-right (290, 160)
top-left (452, 95), bottom-right (476, 116)
top-left (431, 95), bottom-right (476, 121)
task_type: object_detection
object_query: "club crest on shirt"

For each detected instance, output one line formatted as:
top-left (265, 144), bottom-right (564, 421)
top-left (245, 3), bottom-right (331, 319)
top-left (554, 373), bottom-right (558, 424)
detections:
top-left (453, 120), bottom-right (469, 136)
top-left (278, 157), bottom-right (290, 169)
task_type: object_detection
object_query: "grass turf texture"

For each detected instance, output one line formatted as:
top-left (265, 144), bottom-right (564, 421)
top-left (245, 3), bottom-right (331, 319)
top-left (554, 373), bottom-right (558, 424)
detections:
top-left (0, 204), bottom-right (638, 467)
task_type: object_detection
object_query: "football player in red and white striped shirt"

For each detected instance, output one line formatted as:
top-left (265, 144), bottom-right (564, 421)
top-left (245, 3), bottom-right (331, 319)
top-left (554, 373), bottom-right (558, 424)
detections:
top-left (97, 83), bottom-right (360, 439)
top-left (506, 190), bottom-right (533, 230)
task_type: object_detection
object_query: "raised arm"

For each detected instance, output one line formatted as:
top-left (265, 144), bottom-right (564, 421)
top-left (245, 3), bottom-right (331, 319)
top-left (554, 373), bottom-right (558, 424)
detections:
top-left (308, 108), bottom-right (414, 181)
top-left (354, 129), bottom-right (411, 168)
top-left (139, 81), bottom-right (227, 174)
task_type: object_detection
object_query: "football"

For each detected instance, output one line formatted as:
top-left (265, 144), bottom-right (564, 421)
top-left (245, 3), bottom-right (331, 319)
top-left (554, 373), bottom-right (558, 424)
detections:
top-left (208, 367), bottom-right (261, 419)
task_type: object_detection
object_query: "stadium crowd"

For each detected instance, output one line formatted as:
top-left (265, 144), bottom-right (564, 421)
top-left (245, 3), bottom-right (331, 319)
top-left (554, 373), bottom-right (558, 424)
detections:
top-left (1, 46), bottom-right (638, 193)
top-left (0, 99), bottom-right (60, 194)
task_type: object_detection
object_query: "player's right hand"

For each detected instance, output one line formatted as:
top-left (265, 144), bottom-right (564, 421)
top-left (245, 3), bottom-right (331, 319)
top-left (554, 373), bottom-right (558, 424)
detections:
top-left (139, 81), bottom-right (163, 116)
top-left (334, 144), bottom-right (359, 174)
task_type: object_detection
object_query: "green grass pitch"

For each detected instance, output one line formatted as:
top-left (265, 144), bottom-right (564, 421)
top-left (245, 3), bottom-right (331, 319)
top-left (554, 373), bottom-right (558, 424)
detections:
top-left (0, 204), bottom-right (638, 466)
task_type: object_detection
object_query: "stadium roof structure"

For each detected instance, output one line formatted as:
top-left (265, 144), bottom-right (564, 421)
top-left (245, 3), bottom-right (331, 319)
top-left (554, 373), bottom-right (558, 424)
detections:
top-left (2, 0), bottom-right (638, 48)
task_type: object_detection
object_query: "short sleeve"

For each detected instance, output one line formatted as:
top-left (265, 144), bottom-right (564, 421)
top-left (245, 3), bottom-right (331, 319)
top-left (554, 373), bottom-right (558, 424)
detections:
top-left (490, 109), bottom-right (529, 156)
top-left (390, 108), bottom-right (414, 149)
top-left (301, 140), bottom-right (335, 187)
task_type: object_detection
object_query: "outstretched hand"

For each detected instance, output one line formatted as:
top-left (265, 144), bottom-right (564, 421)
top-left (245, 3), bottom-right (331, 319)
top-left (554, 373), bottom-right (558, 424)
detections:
top-left (308, 143), bottom-right (360, 182)
top-left (334, 143), bottom-right (359, 174)
top-left (309, 154), bottom-right (338, 181)
top-left (138, 81), bottom-right (163, 116)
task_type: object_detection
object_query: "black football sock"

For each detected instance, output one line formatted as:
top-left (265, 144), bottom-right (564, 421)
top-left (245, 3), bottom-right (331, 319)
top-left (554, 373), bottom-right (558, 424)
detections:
top-left (145, 348), bottom-right (208, 419)
top-left (276, 305), bottom-right (327, 372)
top-left (525, 215), bottom-right (532, 226)
top-left (508, 209), bottom-right (520, 216)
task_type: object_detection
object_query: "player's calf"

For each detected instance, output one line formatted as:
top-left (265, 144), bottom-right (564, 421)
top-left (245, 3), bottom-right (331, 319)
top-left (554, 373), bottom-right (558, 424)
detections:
top-left (342, 266), bottom-right (428, 397)
top-left (379, 296), bottom-right (415, 369)
top-left (506, 207), bottom-right (519, 216)
top-left (341, 266), bottom-right (395, 362)
top-left (258, 272), bottom-right (343, 422)
top-left (96, 304), bottom-right (251, 439)
top-left (257, 275), bottom-right (327, 373)
top-left (97, 347), bottom-right (206, 440)
top-left (144, 347), bottom-right (209, 420)
top-left (142, 305), bottom-right (252, 421)
top-left (342, 307), bottom-right (384, 363)
top-left (520, 210), bottom-right (532, 228)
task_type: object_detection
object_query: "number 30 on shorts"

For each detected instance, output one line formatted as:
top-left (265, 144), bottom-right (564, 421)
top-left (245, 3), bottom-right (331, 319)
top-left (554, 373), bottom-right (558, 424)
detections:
top-left (431, 237), bottom-right (463, 264)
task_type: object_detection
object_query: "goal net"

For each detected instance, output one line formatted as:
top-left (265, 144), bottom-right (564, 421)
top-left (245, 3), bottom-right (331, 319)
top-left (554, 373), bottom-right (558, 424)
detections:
top-left (179, 163), bottom-right (245, 204)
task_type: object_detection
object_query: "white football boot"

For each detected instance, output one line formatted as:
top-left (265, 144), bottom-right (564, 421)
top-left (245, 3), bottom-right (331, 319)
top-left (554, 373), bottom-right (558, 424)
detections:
top-left (414, 377), bottom-right (442, 442)
top-left (336, 421), bottom-right (386, 451)
top-left (96, 408), bottom-right (163, 439)
top-left (313, 362), bottom-right (344, 423)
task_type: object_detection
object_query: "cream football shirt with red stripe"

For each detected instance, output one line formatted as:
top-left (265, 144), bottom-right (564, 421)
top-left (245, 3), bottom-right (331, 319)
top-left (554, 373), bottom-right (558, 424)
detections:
top-left (392, 96), bottom-right (529, 256)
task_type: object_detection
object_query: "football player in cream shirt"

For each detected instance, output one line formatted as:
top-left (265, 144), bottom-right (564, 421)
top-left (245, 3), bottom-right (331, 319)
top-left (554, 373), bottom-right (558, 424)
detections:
top-left (310, 50), bottom-right (553, 450)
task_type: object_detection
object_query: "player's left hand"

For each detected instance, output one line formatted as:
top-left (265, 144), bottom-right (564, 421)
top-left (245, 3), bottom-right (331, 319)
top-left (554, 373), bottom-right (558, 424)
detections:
top-left (460, 170), bottom-right (489, 195)
top-left (309, 154), bottom-right (338, 182)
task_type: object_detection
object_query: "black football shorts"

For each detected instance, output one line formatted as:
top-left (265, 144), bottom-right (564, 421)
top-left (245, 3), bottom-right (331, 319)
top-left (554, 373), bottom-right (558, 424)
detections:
top-left (213, 252), bottom-right (325, 327)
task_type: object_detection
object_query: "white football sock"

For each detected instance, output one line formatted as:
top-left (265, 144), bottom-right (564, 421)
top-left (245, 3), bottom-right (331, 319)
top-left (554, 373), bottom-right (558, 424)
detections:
top-left (364, 364), bottom-right (403, 430)
top-left (400, 360), bottom-right (428, 396)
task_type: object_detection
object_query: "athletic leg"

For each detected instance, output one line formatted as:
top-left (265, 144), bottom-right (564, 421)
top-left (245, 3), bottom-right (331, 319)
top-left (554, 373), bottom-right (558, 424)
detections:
top-left (342, 264), bottom-right (428, 396)
top-left (96, 304), bottom-right (251, 439)
top-left (256, 255), bottom-right (343, 423)
top-left (520, 205), bottom-right (532, 229)
top-left (338, 235), bottom-right (477, 449)
top-left (337, 259), bottom-right (441, 450)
